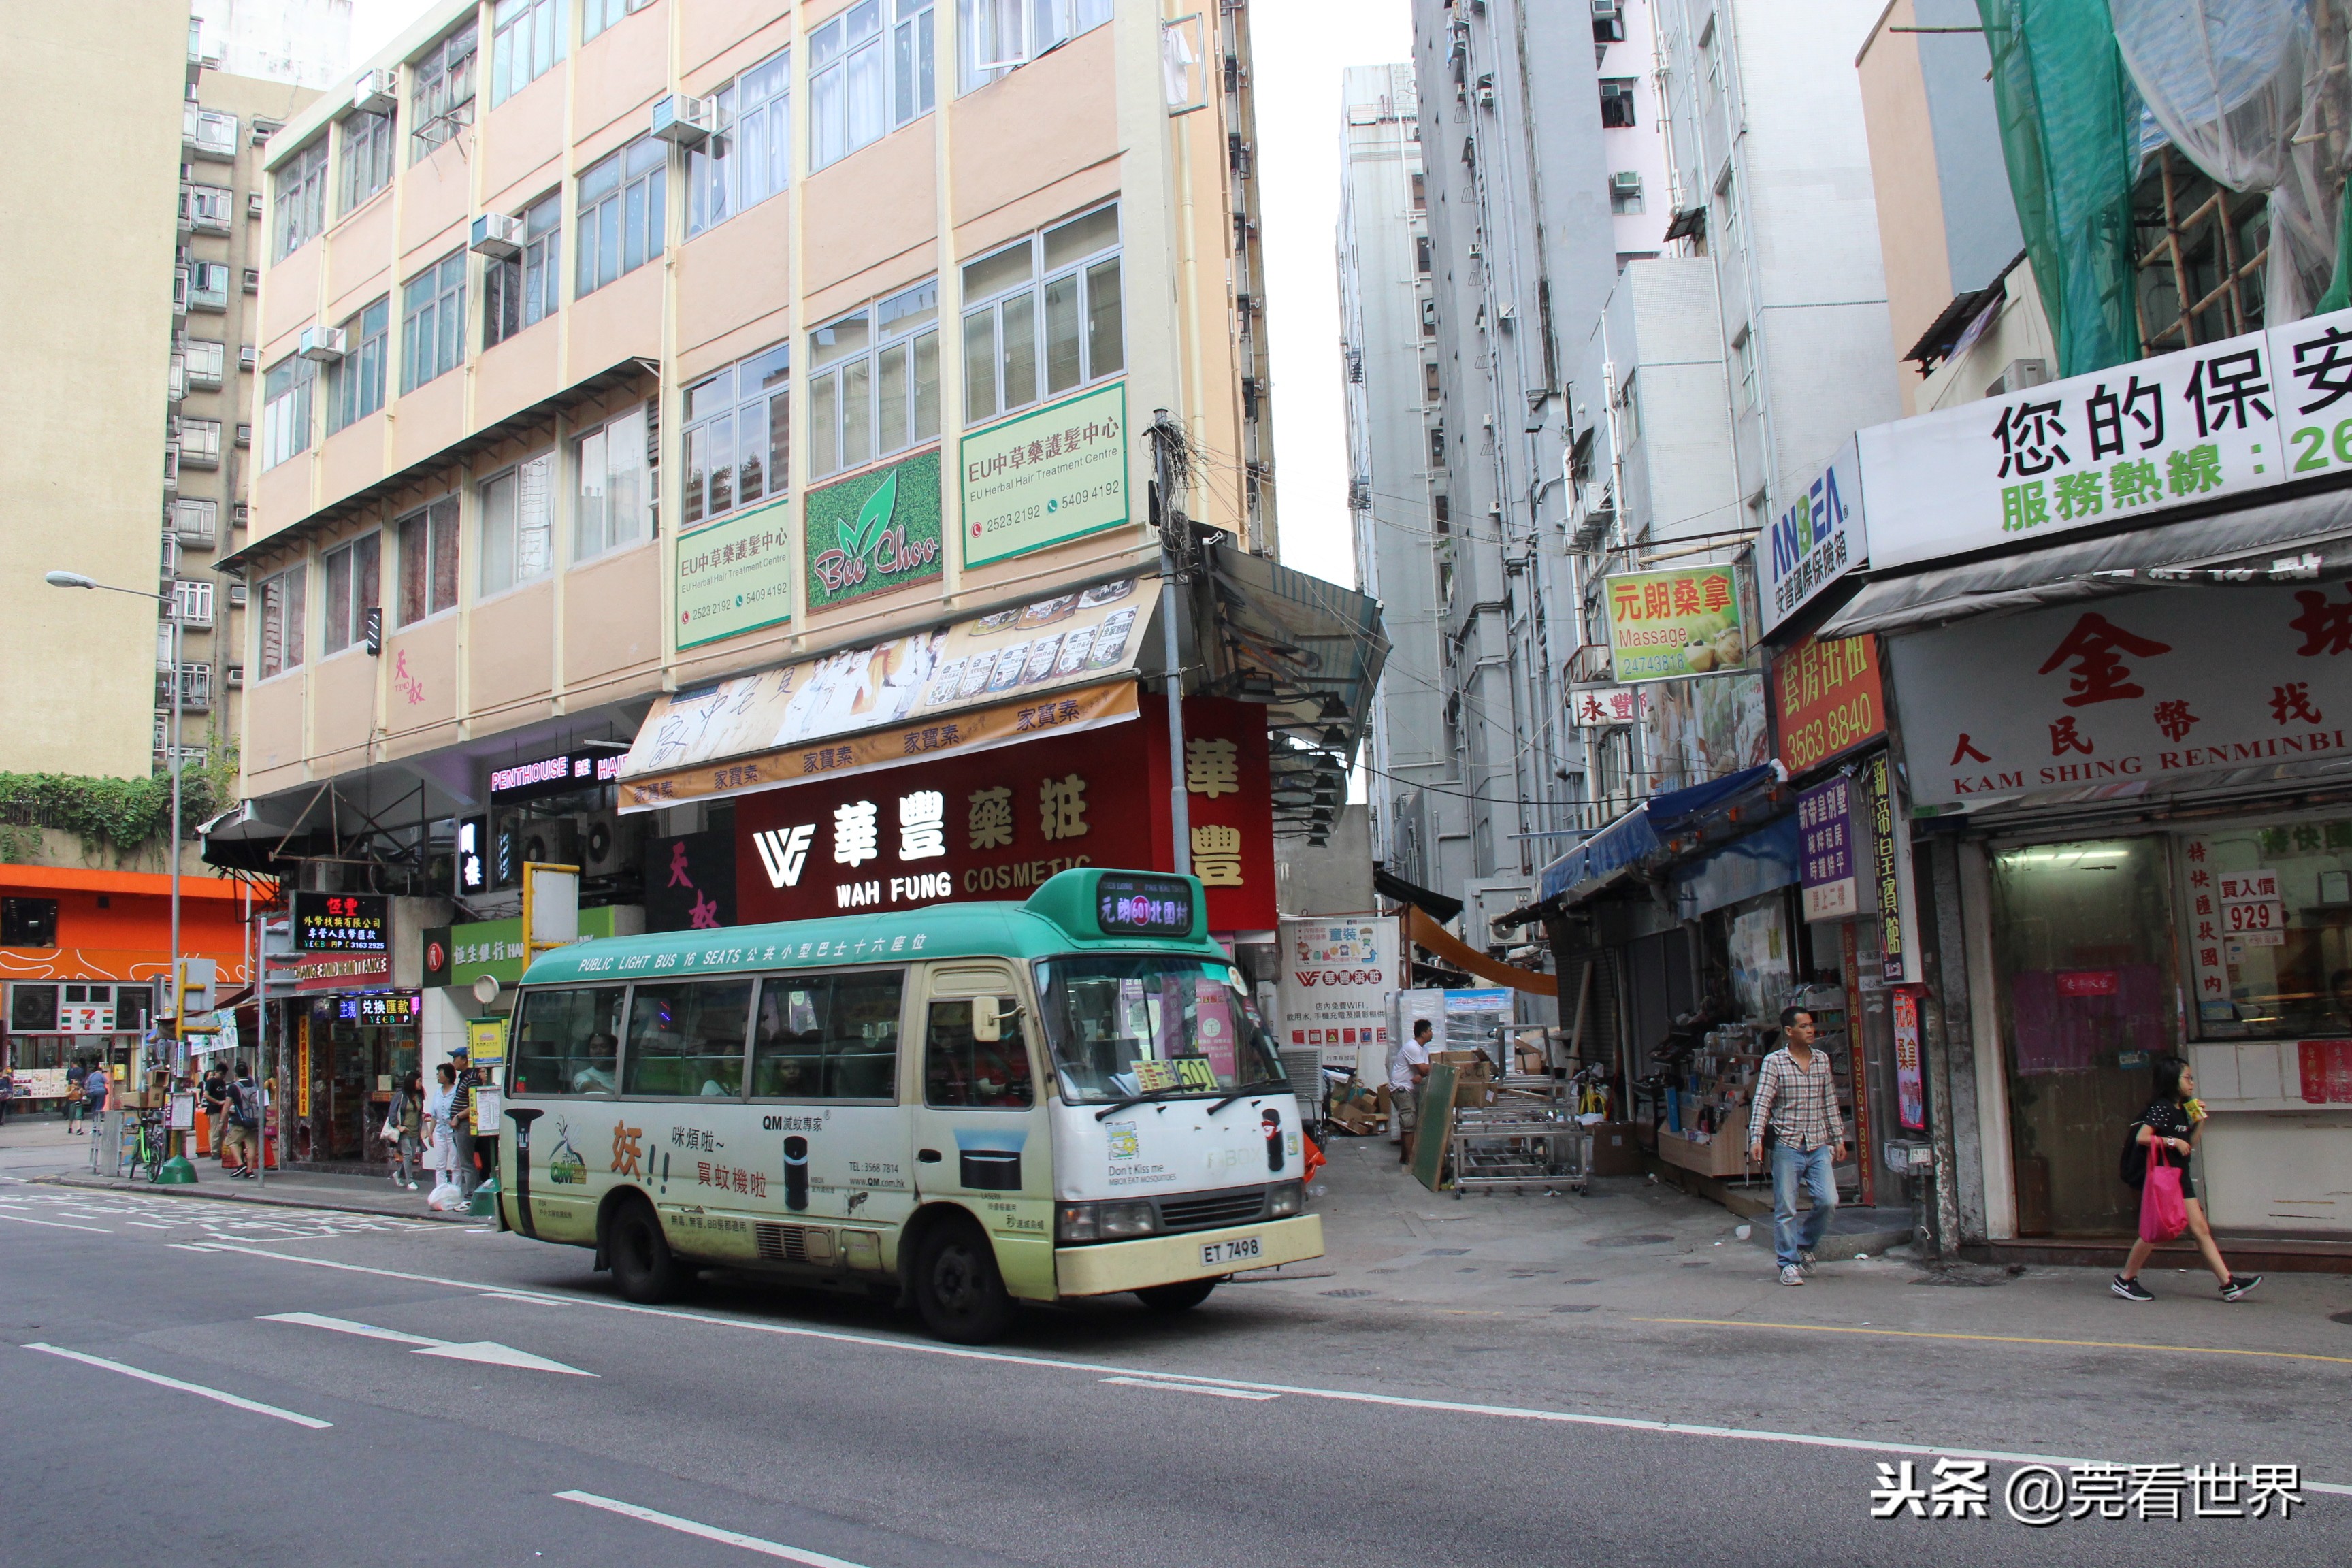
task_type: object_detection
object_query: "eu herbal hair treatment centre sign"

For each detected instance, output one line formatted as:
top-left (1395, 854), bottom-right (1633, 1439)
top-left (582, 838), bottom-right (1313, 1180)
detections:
top-left (677, 495), bottom-right (792, 650)
top-left (960, 382), bottom-right (1130, 566)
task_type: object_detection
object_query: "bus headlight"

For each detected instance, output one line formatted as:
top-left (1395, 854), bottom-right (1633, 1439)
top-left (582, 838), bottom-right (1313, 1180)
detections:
top-left (1267, 1181), bottom-right (1305, 1218)
top-left (1056, 1200), bottom-right (1160, 1242)
top-left (1056, 1203), bottom-right (1098, 1242)
top-left (1098, 1200), bottom-right (1158, 1238)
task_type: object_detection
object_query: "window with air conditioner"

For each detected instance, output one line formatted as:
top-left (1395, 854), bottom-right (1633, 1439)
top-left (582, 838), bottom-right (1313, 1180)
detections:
top-left (809, 282), bottom-right (942, 479)
top-left (242, 268), bottom-right (260, 293)
top-left (261, 354), bottom-right (315, 468)
top-left (228, 581), bottom-right (247, 608)
top-left (411, 20), bottom-right (478, 161)
top-left (402, 250), bottom-right (467, 390)
top-left (491, 0), bottom-right (565, 107)
top-left (687, 48), bottom-right (789, 236)
top-left (327, 297), bottom-right (389, 433)
top-left (321, 533), bottom-right (381, 656)
top-left (342, 108), bottom-right (396, 212)
top-left (1599, 78), bottom-right (1636, 129)
top-left (479, 452), bottom-right (555, 596)
top-left (1610, 171), bottom-right (1644, 215)
top-left (575, 140), bottom-right (664, 297)
top-left (960, 203), bottom-right (1120, 428)
top-left (397, 495), bottom-right (461, 625)
top-left (258, 563), bottom-right (306, 677)
top-left (576, 404), bottom-right (655, 559)
top-left (1428, 425), bottom-right (1446, 468)
top-left (485, 192), bottom-right (561, 346)
top-left (273, 137), bottom-right (327, 259)
top-left (958, 0), bottom-right (1107, 94)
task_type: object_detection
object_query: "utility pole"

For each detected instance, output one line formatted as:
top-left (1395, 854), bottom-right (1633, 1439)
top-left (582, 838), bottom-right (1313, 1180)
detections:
top-left (1152, 409), bottom-right (1191, 878)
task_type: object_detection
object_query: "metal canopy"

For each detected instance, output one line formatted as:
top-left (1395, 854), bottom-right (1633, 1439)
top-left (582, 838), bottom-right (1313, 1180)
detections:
top-left (1537, 764), bottom-right (1780, 906)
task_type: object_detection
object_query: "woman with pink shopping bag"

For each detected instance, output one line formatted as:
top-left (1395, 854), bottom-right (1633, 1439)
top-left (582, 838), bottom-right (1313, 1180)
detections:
top-left (2111, 1055), bottom-right (2260, 1303)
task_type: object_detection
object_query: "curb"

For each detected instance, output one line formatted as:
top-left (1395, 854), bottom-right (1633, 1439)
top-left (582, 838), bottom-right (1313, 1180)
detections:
top-left (39, 1173), bottom-right (479, 1226)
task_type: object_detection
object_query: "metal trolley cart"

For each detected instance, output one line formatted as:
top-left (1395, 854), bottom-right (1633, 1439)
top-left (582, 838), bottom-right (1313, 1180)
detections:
top-left (1447, 1073), bottom-right (1593, 1195)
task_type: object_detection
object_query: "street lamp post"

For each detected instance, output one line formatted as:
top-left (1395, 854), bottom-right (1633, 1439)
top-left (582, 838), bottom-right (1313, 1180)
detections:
top-left (46, 570), bottom-right (184, 1134)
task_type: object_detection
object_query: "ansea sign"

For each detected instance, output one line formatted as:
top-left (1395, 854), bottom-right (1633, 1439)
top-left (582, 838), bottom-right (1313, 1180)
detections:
top-left (1761, 438), bottom-right (1865, 632)
top-left (804, 450), bottom-right (944, 611)
top-left (1884, 585), bottom-right (2352, 809)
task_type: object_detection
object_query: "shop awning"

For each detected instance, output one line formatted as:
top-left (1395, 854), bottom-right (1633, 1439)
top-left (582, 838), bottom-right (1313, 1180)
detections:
top-left (1373, 866), bottom-right (1463, 922)
top-left (615, 576), bottom-right (1154, 812)
top-left (1538, 764), bottom-right (1779, 905)
top-left (1819, 480), bottom-right (2352, 638)
top-left (1670, 813), bottom-right (1799, 920)
top-left (1403, 905), bottom-right (1556, 996)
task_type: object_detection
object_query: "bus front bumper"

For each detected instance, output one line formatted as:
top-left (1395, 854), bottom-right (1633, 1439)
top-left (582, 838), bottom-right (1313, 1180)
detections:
top-left (1054, 1213), bottom-right (1324, 1298)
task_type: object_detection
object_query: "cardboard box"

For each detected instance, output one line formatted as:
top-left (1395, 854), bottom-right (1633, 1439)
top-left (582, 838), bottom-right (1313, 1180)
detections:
top-left (1588, 1122), bottom-right (1644, 1176)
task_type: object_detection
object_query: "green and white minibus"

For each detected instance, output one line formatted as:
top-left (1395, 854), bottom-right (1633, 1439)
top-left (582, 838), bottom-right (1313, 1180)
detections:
top-left (495, 867), bottom-right (1322, 1341)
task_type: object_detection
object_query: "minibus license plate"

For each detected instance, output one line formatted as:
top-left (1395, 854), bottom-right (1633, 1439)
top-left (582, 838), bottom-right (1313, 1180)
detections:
top-left (1200, 1235), bottom-right (1262, 1268)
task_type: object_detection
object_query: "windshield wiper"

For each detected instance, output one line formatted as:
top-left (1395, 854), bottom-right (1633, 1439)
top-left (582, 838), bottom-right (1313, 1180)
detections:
top-left (1092, 1086), bottom-right (1194, 1121)
top-left (1208, 1077), bottom-right (1291, 1115)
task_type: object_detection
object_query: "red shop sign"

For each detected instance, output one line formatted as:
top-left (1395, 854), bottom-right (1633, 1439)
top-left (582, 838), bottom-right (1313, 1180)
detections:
top-left (1771, 633), bottom-right (1886, 777)
top-left (2055, 969), bottom-right (2121, 998)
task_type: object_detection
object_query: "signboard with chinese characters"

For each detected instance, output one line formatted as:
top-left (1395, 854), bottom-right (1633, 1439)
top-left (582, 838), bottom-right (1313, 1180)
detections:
top-left (1770, 633), bottom-right (1884, 777)
top-left (1857, 306), bottom-right (2352, 570)
top-left (620, 576), bottom-right (1149, 809)
top-left (678, 496), bottom-right (792, 650)
top-left (1883, 585), bottom-right (2352, 810)
top-left (294, 892), bottom-right (389, 953)
top-left (732, 695), bottom-right (1275, 932)
top-left (1761, 438), bottom-right (1865, 632)
top-left (1568, 685), bottom-right (1643, 727)
top-left (339, 992), bottom-right (419, 1027)
top-left (1797, 776), bottom-right (1859, 923)
top-left (1275, 915), bottom-right (1400, 1070)
top-left (1863, 752), bottom-right (1922, 985)
top-left (960, 382), bottom-right (1130, 566)
top-left (645, 830), bottom-right (737, 932)
top-left (446, 906), bottom-right (636, 990)
top-left (1603, 564), bottom-right (1746, 683)
top-left (803, 450), bottom-right (944, 612)
top-left (1891, 987), bottom-right (1927, 1131)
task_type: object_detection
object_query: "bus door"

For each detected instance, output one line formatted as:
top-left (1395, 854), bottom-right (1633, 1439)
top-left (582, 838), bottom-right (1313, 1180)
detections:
top-left (911, 964), bottom-right (1055, 1297)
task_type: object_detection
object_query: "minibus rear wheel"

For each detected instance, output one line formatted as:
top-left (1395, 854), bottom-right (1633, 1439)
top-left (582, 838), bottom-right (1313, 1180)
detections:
top-left (607, 1196), bottom-right (681, 1304)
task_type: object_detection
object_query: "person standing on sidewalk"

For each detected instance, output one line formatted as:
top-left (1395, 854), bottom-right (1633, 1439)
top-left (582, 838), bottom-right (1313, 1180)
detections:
top-left (450, 1046), bottom-right (480, 1198)
top-left (64, 1060), bottom-right (88, 1130)
top-left (1390, 1018), bottom-right (1433, 1166)
top-left (0, 1067), bottom-right (13, 1126)
top-left (423, 1062), bottom-right (460, 1196)
top-left (201, 1064), bottom-right (230, 1162)
top-left (386, 1071), bottom-right (423, 1191)
top-left (1748, 1008), bottom-right (1848, 1287)
top-left (2112, 1054), bottom-right (2261, 1303)
top-left (220, 1062), bottom-right (260, 1178)
top-left (82, 1067), bottom-right (110, 1135)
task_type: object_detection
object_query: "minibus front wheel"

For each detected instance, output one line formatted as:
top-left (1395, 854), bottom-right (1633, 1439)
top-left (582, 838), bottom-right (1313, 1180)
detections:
top-left (911, 1215), bottom-right (1014, 1344)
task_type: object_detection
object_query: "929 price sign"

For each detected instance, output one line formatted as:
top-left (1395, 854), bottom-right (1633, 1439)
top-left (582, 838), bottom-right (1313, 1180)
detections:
top-left (294, 892), bottom-right (390, 953)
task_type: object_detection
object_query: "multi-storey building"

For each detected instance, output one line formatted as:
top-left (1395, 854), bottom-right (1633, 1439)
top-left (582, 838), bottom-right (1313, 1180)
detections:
top-left (211, 0), bottom-right (1360, 1158)
top-left (1596, 0), bottom-right (1671, 265)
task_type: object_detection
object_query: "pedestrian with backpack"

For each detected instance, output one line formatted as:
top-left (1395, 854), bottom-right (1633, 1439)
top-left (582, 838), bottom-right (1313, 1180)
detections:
top-left (2112, 1054), bottom-right (2260, 1303)
top-left (221, 1061), bottom-right (260, 1179)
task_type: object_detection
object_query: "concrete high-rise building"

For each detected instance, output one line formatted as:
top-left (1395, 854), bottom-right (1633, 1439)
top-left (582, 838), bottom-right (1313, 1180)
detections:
top-left (191, 0), bottom-right (355, 91)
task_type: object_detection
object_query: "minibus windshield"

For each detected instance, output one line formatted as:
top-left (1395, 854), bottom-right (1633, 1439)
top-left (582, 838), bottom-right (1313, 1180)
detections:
top-left (1034, 955), bottom-right (1285, 1105)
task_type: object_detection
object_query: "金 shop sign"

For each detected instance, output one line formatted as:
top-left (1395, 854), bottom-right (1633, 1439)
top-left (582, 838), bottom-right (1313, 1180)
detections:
top-left (1603, 564), bottom-right (1746, 683)
top-left (1855, 305), bottom-right (2352, 571)
top-left (1884, 585), bottom-right (2352, 810)
top-left (1770, 633), bottom-right (1884, 776)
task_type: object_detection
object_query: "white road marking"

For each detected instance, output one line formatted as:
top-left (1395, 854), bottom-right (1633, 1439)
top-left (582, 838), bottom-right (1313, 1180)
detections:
top-left (24, 1343), bottom-right (332, 1428)
top-left (127, 1222), bottom-right (174, 1230)
top-left (1100, 1375), bottom-right (1279, 1401)
top-left (555, 1491), bottom-right (872, 1567)
top-left (0, 1213), bottom-right (110, 1232)
top-left (259, 1311), bottom-right (595, 1376)
top-left (198, 1245), bottom-right (2352, 1497)
top-left (167, 1243), bottom-right (224, 1253)
top-left (477, 1291), bottom-right (568, 1306)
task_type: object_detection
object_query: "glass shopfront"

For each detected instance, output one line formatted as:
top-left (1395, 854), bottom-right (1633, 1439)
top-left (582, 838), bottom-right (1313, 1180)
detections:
top-left (305, 994), bottom-right (421, 1160)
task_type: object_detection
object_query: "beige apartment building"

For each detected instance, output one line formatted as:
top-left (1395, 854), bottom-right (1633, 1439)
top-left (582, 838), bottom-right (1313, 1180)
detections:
top-left (221, 0), bottom-right (1282, 830)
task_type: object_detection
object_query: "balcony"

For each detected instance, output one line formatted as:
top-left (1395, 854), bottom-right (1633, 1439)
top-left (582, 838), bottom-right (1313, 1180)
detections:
top-left (184, 340), bottom-right (225, 390)
top-left (178, 419), bottom-right (222, 469)
top-left (173, 498), bottom-right (218, 547)
top-left (187, 270), bottom-right (228, 313)
top-left (157, 666), bottom-right (213, 713)
top-left (183, 104), bottom-right (238, 160)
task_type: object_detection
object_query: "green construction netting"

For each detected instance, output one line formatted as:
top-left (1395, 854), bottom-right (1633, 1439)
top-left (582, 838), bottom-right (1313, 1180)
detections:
top-left (1977, 0), bottom-right (2144, 375)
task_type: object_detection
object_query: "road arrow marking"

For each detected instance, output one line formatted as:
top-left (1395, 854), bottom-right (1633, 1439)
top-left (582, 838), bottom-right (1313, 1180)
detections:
top-left (259, 1311), bottom-right (596, 1376)
top-left (555, 1492), bottom-right (872, 1566)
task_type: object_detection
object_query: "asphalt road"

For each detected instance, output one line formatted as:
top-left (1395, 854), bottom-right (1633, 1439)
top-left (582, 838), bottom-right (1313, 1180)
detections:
top-left (1, 1178), bottom-right (2346, 1567)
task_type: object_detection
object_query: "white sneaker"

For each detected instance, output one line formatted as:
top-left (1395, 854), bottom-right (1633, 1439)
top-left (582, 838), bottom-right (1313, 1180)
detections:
top-left (1778, 1264), bottom-right (1806, 1286)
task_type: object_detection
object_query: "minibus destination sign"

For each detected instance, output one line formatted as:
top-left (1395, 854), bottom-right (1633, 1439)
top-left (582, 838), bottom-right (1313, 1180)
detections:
top-left (1095, 875), bottom-right (1195, 936)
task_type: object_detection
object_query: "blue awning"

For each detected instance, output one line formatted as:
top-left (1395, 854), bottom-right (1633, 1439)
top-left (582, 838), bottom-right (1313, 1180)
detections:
top-left (1671, 813), bottom-right (1800, 921)
top-left (1538, 765), bottom-right (1780, 905)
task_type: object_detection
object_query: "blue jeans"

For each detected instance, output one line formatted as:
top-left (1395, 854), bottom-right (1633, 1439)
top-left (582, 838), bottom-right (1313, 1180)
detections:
top-left (1771, 1141), bottom-right (1838, 1267)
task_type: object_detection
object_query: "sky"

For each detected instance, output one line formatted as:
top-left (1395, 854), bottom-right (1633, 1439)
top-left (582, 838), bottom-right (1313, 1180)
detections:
top-left (349, 0), bottom-right (1416, 589)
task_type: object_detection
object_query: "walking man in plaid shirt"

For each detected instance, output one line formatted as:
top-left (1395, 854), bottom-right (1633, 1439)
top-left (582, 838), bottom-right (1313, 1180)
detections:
top-left (1747, 1007), bottom-right (1848, 1286)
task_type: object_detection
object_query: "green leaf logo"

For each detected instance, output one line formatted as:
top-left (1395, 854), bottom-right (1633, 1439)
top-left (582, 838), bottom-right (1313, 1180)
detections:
top-left (842, 468), bottom-right (899, 557)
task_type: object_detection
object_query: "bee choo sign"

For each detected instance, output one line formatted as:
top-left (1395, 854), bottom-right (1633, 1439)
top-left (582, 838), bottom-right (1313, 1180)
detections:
top-left (1603, 564), bottom-right (1747, 684)
top-left (803, 450), bottom-right (945, 612)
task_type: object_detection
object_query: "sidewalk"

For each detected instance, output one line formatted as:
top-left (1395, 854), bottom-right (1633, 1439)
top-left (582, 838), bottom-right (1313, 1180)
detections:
top-left (2, 1116), bottom-right (474, 1224)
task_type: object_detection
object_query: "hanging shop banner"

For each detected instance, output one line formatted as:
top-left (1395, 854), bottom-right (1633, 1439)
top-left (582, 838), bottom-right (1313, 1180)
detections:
top-left (1769, 633), bottom-right (1884, 777)
top-left (446, 906), bottom-right (635, 990)
top-left (1569, 685), bottom-right (1644, 727)
top-left (293, 892), bottom-right (389, 953)
top-left (644, 830), bottom-right (738, 932)
top-left (1603, 564), bottom-right (1746, 683)
top-left (677, 496), bottom-right (793, 651)
top-left (617, 576), bottom-right (1149, 811)
top-left (1863, 752), bottom-right (1922, 985)
top-left (1275, 915), bottom-right (1401, 1068)
top-left (290, 953), bottom-right (391, 992)
top-left (1891, 987), bottom-right (1927, 1130)
top-left (1797, 776), bottom-right (1859, 924)
top-left (340, 992), bottom-right (419, 1026)
top-left (1761, 438), bottom-right (1866, 632)
top-left (960, 381), bottom-right (1131, 566)
top-left (1884, 585), bottom-right (2352, 811)
top-left (1855, 306), bottom-right (2352, 571)
top-left (733, 695), bottom-right (1275, 932)
top-left (803, 450), bottom-right (944, 612)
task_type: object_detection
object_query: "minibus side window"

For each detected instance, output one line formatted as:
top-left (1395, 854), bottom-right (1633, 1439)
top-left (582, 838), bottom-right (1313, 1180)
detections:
top-left (621, 979), bottom-right (753, 1097)
top-left (751, 970), bottom-right (904, 1099)
top-left (924, 997), bottom-right (1032, 1109)
top-left (508, 986), bottom-right (627, 1096)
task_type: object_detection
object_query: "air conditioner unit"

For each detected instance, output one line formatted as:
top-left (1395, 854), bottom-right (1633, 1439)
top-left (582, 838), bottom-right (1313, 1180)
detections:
top-left (297, 325), bottom-right (346, 362)
top-left (352, 69), bottom-right (397, 116)
top-left (470, 212), bottom-right (523, 259)
top-left (649, 93), bottom-right (716, 146)
top-left (1592, 0), bottom-right (1623, 20)
top-left (238, 344), bottom-right (257, 370)
top-left (576, 809), bottom-right (640, 878)
top-left (1611, 171), bottom-right (1643, 195)
top-left (247, 191), bottom-right (263, 218)
top-left (518, 815), bottom-right (581, 872)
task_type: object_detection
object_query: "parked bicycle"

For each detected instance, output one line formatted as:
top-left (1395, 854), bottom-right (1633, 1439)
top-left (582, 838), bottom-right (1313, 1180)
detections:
top-left (125, 1109), bottom-right (169, 1183)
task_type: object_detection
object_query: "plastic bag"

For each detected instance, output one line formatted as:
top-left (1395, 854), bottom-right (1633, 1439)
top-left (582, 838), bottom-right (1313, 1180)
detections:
top-left (427, 1180), bottom-right (464, 1212)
